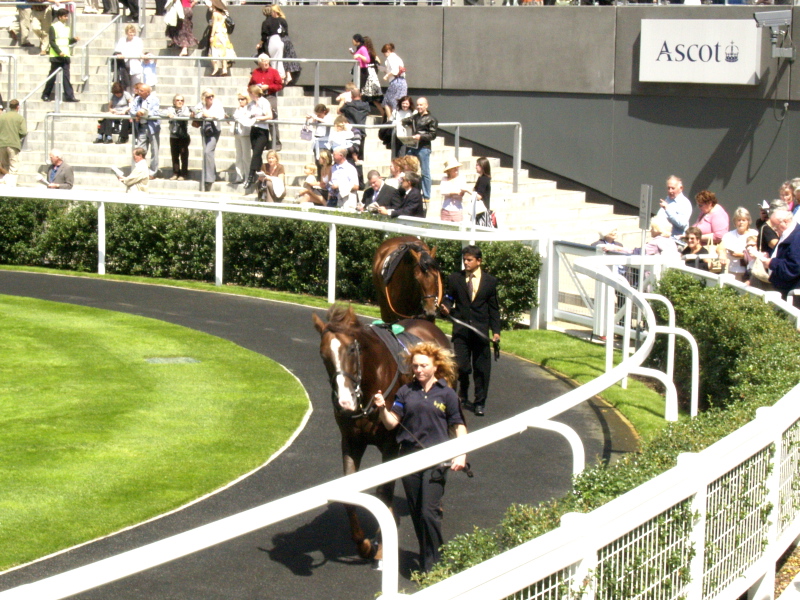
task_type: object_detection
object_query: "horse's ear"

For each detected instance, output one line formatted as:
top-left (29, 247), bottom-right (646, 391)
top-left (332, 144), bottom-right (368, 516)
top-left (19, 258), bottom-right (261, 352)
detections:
top-left (430, 246), bottom-right (437, 258)
top-left (312, 313), bottom-right (326, 334)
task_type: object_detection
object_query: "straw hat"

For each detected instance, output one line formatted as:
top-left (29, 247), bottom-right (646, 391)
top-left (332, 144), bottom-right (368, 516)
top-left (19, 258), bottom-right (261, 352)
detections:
top-left (441, 156), bottom-right (461, 173)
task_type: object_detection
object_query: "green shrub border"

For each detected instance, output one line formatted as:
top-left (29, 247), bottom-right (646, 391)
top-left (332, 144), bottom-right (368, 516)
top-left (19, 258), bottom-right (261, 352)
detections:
top-left (414, 270), bottom-right (800, 588)
top-left (0, 199), bottom-right (540, 329)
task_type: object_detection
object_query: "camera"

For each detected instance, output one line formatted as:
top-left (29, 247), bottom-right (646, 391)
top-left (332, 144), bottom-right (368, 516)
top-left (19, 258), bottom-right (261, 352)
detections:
top-left (753, 10), bottom-right (792, 28)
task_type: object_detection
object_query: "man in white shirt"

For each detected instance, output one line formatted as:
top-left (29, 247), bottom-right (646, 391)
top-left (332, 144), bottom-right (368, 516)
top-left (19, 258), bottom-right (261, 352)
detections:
top-left (118, 147), bottom-right (149, 193)
top-left (656, 175), bottom-right (693, 245)
top-left (328, 147), bottom-right (359, 209)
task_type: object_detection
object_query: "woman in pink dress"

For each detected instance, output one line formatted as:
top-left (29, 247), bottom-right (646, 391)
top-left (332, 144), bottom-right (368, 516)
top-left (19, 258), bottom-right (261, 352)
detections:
top-left (692, 190), bottom-right (730, 246)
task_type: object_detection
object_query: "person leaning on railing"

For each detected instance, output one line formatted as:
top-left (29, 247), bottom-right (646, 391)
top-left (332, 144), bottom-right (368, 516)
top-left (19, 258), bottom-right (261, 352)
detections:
top-left (94, 81), bottom-right (132, 144)
top-left (162, 93), bottom-right (191, 180)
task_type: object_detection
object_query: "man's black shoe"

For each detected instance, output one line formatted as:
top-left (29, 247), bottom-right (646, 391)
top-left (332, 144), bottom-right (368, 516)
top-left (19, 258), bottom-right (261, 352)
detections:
top-left (64, 98), bottom-right (79, 103)
top-left (461, 399), bottom-right (474, 413)
top-left (41, 96), bottom-right (52, 102)
top-left (474, 405), bottom-right (485, 417)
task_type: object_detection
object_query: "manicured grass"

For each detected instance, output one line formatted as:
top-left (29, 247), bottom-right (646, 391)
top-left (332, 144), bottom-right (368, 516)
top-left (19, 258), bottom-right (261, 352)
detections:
top-left (501, 330), bottom-right (668, 441)
top-left (0, 294), bottom-right (309, 571)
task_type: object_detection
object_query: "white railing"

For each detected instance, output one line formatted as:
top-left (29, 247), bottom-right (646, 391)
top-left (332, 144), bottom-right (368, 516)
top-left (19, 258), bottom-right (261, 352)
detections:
top-left (0, 190), bottom-right (796, 599)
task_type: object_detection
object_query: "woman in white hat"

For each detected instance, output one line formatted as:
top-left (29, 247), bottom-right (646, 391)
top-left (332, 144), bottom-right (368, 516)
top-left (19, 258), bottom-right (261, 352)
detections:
top-left (439, 157), bottom-right (471, 222)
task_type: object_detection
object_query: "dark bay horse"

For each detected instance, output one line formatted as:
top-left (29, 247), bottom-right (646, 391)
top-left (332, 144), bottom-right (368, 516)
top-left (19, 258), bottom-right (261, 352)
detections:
top-left (312, 305), bottom-right (450, 560)
top-left (372, 236), bottom-right (443, 323)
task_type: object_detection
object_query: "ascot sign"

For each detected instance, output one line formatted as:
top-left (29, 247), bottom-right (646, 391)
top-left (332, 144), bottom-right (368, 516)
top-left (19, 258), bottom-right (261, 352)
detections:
top-left (640, 20), bottom-right (761, 85)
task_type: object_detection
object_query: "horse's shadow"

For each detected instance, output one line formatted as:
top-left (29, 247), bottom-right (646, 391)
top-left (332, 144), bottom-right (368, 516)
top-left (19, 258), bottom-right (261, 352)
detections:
top-left (260, 499), bottom-right (419, 579)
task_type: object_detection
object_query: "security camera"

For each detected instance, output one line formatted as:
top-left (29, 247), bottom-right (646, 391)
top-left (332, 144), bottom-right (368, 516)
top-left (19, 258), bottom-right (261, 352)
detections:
top-left (753, 10), bottom-right (792, 28)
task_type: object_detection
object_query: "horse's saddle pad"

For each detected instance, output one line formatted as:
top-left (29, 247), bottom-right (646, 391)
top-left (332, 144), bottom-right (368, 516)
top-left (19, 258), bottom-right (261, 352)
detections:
top-left (370, 322), bottom-right (421, 374)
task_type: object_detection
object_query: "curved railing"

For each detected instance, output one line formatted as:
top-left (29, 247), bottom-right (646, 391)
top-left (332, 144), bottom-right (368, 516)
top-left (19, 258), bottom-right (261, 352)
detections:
top-left (0, 191), bottom-right (796, 599)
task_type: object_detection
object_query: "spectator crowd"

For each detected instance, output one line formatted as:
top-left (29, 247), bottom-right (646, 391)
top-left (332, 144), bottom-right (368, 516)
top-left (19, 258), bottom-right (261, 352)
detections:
top-left (593, 175), bottom-right (800, 305)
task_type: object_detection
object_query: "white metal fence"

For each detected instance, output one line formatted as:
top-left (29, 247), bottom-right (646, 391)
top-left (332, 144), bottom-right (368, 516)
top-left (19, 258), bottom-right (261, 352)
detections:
top-left (0, 191), bottom-right (797, 599)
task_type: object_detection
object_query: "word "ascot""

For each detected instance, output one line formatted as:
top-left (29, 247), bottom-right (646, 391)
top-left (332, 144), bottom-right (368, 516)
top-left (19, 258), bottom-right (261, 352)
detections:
top-left (656, 42), bottom-right (726, 63)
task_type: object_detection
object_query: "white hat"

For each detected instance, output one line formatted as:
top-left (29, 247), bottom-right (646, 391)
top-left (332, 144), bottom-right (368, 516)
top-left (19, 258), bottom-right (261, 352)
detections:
top-left (441, 156), bottom-right (461, 173)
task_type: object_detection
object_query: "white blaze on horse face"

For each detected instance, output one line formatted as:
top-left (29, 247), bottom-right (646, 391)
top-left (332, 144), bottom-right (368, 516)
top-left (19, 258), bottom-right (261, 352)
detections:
top-left (329, 337), bottom-right (357, 411)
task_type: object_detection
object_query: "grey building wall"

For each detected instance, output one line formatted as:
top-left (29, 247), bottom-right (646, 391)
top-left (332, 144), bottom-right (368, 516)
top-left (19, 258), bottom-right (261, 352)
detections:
top-left (213, 5), bottom-right (800, 213)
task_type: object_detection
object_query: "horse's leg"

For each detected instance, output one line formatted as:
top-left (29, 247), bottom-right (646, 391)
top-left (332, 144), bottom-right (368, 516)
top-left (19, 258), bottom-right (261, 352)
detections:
top-left (342, 438), bottom-right (377, 560)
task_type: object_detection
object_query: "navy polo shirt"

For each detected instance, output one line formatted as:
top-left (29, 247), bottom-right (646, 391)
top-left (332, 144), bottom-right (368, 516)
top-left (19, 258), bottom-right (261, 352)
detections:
top-left (391, 378), bottom-right (464, 449)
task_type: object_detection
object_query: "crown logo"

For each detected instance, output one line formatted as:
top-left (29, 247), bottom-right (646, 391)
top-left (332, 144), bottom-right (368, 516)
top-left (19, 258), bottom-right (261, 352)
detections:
top-left (726, 41), bottom-right (739, 63)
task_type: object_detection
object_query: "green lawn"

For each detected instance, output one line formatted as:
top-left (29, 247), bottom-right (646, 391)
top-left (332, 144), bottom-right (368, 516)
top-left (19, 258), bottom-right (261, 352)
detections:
top-left (502, 330), bottom-right (668, 441)
top-left (0, 294), bottom-right (309, 570)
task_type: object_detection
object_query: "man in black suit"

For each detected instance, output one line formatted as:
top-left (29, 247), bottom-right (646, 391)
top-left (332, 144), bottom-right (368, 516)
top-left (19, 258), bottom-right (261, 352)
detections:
top-left (440, 245), bottom-right (501, 416)
top-left (363, 170), bottom-right (400, 211)
top-left (377, 171), bottom-right (425, 219)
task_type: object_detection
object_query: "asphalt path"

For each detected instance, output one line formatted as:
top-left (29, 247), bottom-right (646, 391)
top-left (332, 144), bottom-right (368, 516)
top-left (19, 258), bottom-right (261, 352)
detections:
top-left (0, 271), bottom-right (620, 600)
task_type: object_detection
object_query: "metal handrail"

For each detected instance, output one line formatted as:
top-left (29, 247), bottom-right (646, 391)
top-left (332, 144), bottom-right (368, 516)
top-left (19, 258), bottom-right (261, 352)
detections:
top-left (104, 55), bottom-right (360, 107)
top-left (21, 67), bottom-right (63, 124)
top-left (0, 53), bottom-right (17, 100)
top-left (42, 112), bottom-right (524, 194)
top-left (78, 13), bottom-right (123, 85)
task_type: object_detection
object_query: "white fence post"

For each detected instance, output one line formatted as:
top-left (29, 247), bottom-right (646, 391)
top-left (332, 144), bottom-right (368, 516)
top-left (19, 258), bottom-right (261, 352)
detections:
top-left (327, 223), bottom-right (337, 304)
top-left (560, 512), bottom-right (597, 599)
top-left (97, 201), bottom-right (105, 275)
top-left (678, 452), bottom-right (707, 600)
top-left (215, 210), bottom-right (223, 286)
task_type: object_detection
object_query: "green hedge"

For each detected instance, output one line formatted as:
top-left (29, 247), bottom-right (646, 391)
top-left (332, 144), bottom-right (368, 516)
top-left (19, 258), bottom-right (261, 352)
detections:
top-left (0, 199), bottom-right (539, 327)
top-left (415, 270), bottom-right (800, 587)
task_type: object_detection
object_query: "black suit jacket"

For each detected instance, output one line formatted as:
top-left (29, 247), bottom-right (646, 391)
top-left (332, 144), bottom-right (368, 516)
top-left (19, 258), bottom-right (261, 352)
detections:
top-left (444, 268), bottom-right (501, 339)
top-left (391, 187), bottom-right (425, 219)
top-left (363, 183), bottom-right (401, 210)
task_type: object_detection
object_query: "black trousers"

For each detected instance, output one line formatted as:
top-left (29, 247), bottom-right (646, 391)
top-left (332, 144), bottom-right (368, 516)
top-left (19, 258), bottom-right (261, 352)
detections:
top-left (42, 58), bottom-right (75, 101)
top-left (453, 331), bottom-right (492, 407)
top-left (170, 136), bottom-right (189, 177)
top-left (98, 118), bottom-right (130, 138)
top-left (401, 457), bottom-right (448, 573)
top-left (248, 127), bottom-right (271, 176)
top-left (119, 0), bottom-right (138, 19)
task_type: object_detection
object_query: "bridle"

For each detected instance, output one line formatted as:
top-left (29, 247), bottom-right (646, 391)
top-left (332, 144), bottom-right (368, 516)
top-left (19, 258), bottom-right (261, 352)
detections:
top-left (327, 332), bottom-right (405, 420)
top-left (383, 268), bottom-right (443, 320)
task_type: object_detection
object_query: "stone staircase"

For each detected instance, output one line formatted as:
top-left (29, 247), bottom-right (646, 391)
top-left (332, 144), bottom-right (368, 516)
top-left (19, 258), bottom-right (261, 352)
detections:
top-left (1, 11), bottom-right (642, 248)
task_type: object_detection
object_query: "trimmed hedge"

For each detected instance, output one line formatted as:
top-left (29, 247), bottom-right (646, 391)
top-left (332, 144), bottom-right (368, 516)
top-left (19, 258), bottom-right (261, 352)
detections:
top-left (414, 270), bottom-right (800, 587)
top-left (0, 199), bottom-right (539, 328)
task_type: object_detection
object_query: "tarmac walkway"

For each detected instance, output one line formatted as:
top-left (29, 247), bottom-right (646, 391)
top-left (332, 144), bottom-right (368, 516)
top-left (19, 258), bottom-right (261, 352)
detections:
top-left (0, 271), bottom-right (633, 600)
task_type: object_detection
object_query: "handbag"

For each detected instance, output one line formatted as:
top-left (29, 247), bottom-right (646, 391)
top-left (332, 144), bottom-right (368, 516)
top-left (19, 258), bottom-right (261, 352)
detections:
top-left (751, 254), bottom-right (771, 283)
top-left (705, 244), bottom-right (725, 274)
top-left (300, 120), bottom-right (313, 141)
top-left (224, 14), bottom-right (235, 34)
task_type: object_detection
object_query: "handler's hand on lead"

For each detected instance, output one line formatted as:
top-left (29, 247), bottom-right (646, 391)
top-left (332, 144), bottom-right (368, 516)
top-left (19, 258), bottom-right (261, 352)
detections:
top-left (373, 391), bottom-right (385, 409)
top-left (451, 454), bottom-right (467, 471)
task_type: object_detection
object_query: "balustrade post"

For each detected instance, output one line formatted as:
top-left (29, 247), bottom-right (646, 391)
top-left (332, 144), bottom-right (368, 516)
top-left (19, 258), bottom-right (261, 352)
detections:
top-left (513, 123), bottom-right (521, 193)
top-left (677, 452), bottom-right (707, 600)
top-left (327, 223), bottom-right (337, 304)
top-left (560, 512), bottom-right (597, 599)
top-left (746, 407), bottom-right (782, 600)
top-left (215, 210), bottom-right (223, 286)
top-left (314, 61), bottom-right (320, 106)
top-left (97, 202), bottom-right (106, 275)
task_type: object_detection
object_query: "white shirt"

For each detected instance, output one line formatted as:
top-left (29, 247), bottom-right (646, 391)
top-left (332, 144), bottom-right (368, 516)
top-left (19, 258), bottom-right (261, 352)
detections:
top-left (722, 228), bottom-right (757, 274)
top-left (115, 36), bottom-right (144, 75)
top-left (330, 160), bottom-right (359, 209)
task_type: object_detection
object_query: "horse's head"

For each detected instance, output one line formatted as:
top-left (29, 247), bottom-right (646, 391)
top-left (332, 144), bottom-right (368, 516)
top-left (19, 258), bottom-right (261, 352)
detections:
top-left (409, 245), bottom-right (443, 320)
top-left (312, 306), bottom-right (369, 414)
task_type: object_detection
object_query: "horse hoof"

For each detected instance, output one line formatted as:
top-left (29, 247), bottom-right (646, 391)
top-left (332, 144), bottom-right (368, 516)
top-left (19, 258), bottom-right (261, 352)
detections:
top-left (357, 538), bottom-right (373, 559)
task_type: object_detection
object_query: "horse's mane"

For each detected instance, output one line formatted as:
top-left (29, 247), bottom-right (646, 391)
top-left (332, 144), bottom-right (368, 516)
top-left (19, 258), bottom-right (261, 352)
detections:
top-left (404, 242), bottom-right (440, 273)
top-left (323, 305), bottom-right (369, 339)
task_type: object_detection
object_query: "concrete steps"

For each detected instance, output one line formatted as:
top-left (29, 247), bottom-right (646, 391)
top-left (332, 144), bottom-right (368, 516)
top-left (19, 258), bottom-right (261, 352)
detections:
top-left (1, 17), bottom-right (642, 247)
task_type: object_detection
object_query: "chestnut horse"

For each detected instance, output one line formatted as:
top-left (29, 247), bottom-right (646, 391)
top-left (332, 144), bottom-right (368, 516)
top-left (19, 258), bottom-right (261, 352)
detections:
top-left (312, 305), bottom-right (450, 560)
top-left (372, 236), bottom-right (443, 323)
